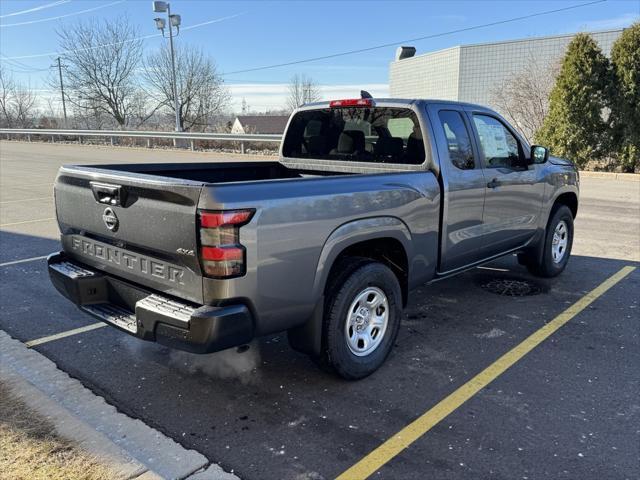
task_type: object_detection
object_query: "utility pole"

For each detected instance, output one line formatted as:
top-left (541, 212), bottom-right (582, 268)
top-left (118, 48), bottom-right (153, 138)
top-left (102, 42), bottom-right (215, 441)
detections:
top-left (56, 57), bottom-right (67, 127)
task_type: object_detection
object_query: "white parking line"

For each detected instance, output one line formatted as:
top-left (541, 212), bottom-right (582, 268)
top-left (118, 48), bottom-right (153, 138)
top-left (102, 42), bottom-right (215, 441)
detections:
top-left (3, 182), bottom-right (54, 188)
top-left (0, 255), bottom-right (48, 267)
top-left (0, 196), bottom-right (52, 205)
top-left (0, 217), bottom-right (55, 227)
top-left (25, 322), bottom-right (106, 348)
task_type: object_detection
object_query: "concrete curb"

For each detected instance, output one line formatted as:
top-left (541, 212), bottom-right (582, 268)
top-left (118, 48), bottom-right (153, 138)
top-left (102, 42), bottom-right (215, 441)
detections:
top-left (579, 171), bottom-right (639, 181)
top-left (0, 330), bottom-right (239, 480)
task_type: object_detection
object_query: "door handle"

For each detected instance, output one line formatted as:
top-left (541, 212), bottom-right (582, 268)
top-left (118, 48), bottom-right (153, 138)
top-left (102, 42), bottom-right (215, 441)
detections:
top-left (487, 178), bottom-right (500, 189)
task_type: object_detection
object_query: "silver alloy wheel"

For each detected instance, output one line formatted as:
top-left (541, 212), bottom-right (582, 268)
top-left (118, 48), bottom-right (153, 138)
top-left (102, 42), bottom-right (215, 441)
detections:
top-left (551, 220), bottom-right (569, 263)
top-left (344, 286), bottom-right (389, 357)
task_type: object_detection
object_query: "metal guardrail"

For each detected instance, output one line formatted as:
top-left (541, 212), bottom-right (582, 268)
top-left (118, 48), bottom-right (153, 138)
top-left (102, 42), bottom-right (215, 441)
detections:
top-left (0, 128), bottom-right (282, 153)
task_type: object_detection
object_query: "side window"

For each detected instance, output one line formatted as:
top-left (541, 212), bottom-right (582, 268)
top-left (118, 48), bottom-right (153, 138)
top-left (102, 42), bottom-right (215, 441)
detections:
top-left (303, 119), bottom-right (322, 137)
top-left (437, 110), bottom-right (475, 170)
top-left (387, 117), bottom-right (414, 139)
top-left (472, 114), bottom-right (521, 168)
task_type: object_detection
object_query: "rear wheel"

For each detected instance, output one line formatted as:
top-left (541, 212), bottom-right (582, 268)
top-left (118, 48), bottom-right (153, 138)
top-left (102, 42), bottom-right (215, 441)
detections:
top-left (524, 205), bottom-right (574, 278)
top-left (316, 258), bottom-right (402, 380)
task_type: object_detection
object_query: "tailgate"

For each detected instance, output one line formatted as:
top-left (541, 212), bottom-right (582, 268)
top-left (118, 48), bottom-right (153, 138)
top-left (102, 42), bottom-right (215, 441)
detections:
top-left (54, 165), bottom-right (205, 303)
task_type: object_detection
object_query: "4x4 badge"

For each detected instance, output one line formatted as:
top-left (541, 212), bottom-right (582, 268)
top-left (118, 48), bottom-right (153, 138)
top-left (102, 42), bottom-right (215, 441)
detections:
top-left (102, 207), bottom-right (119, 232)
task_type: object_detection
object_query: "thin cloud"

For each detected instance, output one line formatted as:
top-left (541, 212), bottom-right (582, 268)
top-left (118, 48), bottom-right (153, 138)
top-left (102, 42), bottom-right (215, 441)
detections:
top-left (574, 12), bottom-right (639, 31)
top-left (0, 0), bottom-right (70, 19)
top-left (2, 13), bottom-right (245, 60)
top-left (1, 1), bottom-right (124, 28)
top-left (182, 13), bottom-right (246, 32)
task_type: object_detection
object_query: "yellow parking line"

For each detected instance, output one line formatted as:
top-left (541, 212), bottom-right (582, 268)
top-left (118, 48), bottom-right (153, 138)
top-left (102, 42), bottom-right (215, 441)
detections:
top-left (25, 322), bottom-right (106, 348)
top-left (336, 265), bottom-right (636, 480)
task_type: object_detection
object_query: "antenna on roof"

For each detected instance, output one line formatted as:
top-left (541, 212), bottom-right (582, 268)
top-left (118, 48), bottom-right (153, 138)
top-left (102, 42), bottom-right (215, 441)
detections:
top-left (360, 90), bottom-right (372, 99)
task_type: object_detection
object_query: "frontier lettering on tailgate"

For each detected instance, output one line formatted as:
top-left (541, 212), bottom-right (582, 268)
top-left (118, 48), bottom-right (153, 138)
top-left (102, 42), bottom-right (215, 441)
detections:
top-left (70, 237), bottom-right (185, 285)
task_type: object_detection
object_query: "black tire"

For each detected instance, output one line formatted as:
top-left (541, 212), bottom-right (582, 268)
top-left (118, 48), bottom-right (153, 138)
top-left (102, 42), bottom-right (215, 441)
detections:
top-left (526, 205), bottom-right (574, 278)
top-left (315, 258), bottom-right (402, 380)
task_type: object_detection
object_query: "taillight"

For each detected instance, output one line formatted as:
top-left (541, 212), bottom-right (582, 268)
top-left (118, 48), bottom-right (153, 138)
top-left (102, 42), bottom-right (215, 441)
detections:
top-left (198, 209), bottom-right (254, 278)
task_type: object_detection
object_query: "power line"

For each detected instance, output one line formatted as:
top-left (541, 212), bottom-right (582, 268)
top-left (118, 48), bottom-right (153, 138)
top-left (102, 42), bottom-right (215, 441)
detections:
top-left (0, 55), bottom-right (50, 73)
top-left (0, 0), bottom-right (608, 82)
top-left (0, 1), bottom-right (124, 28)
top-left (220, 0), bottom-right (607, 76)
top-left (0, 0), bottom-right (70, 19)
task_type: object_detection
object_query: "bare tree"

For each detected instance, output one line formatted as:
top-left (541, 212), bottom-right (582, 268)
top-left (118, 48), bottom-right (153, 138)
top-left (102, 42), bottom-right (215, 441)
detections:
top-left (0, 67), bottom-right (37, 127)
top-left (144, 44), bottom-right (229, 131)
top-left (491, 53), bottom-right (561, 143)
top-left (12, 83), bottom-right (37, 127)
top-left (56, 17), bottom-right (143, 127)
top-left (40, 97), bottom-right (61, 128)
top-left (70, 98), bottom-right (110, 130)
top-left (0, 66), bottom-right (15, 127)
top-left (127, 89), bottom-right (158, 128)
top-left (286, 74), bottom-right (321, 112)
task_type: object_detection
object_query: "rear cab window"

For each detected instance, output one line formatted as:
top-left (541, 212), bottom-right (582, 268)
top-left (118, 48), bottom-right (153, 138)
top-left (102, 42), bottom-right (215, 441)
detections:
top-left (282, 106), bottom-right (426, 165)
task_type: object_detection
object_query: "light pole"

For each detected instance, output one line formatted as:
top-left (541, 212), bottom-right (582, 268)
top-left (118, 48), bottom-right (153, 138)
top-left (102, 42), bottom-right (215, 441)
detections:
top-left (152, 1), bottom-right (182, 132)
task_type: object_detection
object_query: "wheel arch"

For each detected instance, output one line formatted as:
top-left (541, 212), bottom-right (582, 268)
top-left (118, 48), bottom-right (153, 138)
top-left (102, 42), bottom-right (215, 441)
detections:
top-left (552, 191), bottom-right (578, 218)
top-left (522, 189), bottom-right (578, 270)
top-left (312, 217), bottom-right (412, 307)
top-left (288, 217), bottom-right (411, 356)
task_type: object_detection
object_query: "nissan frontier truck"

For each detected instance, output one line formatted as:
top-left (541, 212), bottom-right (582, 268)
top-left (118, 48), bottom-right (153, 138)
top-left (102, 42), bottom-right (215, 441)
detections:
top-left (48, 97), bottom-right (579, 379)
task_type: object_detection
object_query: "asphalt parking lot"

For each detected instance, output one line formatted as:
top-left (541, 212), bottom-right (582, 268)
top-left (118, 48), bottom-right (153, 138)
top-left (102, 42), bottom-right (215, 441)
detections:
top-left (1, 141), bottom-right (639, 480)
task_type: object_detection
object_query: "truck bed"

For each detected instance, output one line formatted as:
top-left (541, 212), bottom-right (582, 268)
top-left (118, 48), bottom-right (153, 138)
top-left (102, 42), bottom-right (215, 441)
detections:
top-left (83, 161), bottom-right (351, 184)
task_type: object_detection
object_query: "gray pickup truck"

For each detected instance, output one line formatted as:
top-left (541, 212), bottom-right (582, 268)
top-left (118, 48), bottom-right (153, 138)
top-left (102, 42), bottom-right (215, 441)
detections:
top-left (48, 97), bottom-right (579, 379)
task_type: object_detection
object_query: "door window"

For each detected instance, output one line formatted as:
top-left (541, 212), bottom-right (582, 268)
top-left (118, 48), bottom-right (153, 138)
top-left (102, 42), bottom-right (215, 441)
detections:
top-left (472, 114), bottom-right (521, 168)
top-left (437, 110), bottom-right (475, 170)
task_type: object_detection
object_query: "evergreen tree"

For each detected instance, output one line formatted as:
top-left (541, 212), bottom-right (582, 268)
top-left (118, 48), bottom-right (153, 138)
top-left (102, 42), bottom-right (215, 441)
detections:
top-left (610, 23), bottom-right (640, 173)
top-left (535, 33), bottom-right (611, 168)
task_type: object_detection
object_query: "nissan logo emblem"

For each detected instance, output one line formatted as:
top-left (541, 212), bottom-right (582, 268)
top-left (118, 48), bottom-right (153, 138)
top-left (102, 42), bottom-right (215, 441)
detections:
top-left (102, 207), bottom-right (119, 231)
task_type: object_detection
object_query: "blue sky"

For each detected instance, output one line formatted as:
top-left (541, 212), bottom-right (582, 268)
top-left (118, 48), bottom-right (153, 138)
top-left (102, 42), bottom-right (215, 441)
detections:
top-left (1, 0), bottom-right (638, 112)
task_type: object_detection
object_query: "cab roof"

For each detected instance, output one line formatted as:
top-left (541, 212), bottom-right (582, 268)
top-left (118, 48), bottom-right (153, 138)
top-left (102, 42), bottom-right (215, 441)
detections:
top-left (299, 98), bottom-right (494, 113)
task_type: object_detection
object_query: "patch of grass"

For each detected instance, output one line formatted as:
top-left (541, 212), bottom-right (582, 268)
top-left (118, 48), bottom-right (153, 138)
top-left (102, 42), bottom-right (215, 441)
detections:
top-left (0, 381), bottom-right (124, 480)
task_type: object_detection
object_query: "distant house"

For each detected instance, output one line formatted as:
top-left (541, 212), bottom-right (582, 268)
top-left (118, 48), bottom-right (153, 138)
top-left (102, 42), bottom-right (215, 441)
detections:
top-left (231, 115), bottom-right (289, 135)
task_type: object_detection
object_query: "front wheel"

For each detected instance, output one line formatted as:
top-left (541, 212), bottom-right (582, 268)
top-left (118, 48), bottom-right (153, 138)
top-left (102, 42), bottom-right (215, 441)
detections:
top-left (317, 259), bottom-right (402, 380)
top-left (525, 205), bottom-right (574, 278)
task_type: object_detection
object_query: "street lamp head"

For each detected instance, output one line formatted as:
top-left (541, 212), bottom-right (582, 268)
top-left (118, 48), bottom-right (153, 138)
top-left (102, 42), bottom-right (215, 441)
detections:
top-left (154, 17), bottom-right (166, 30)
top-left (169, 14), bottom-right (181, 27)
top-left (152, 1), bottom-right (168, 13)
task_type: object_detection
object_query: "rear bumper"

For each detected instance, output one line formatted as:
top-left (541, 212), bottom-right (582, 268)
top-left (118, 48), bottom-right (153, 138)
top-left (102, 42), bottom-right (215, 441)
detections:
top-left (47, 252), bottom-right (253, 354)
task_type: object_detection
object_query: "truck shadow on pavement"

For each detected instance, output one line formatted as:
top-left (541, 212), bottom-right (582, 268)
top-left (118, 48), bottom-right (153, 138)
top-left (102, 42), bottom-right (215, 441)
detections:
top-left (0, 230), bottom-right (60, 265)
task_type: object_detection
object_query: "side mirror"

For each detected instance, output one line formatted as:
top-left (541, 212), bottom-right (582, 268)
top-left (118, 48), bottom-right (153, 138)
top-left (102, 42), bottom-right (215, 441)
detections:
top-left (530, 145), bottom-right (549, 164)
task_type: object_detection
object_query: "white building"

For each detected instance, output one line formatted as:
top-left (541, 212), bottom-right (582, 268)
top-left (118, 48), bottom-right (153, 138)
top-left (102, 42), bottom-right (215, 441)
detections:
top-left (389, 29), bottom-right (624, 107)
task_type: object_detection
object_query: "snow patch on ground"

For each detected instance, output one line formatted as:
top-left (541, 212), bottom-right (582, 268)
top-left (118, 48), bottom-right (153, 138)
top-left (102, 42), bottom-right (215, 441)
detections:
top-left (474, 328), bottom-right (507, 339)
